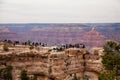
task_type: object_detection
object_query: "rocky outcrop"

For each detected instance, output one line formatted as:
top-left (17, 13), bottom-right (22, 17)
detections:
top-left (0, 46), bottom-right (103, 80)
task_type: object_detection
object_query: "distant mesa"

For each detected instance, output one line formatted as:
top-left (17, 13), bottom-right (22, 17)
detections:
top-left (81, 27), bottom-right (107, 47)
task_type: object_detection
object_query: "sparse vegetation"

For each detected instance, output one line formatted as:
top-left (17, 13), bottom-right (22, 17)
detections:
top-left (20, 70), bottom-right (29, 80)
top-left (99, 41), bottom-right (120, 80)
top-left (99, 70), bottom-right (116, 80)
top-left (20, 70), bottom-right (38, 80)
top-left (29, 46), bottom-right (34, 50)
top-left (0, 65), bottom-right (13, 80)
top-left (3, 44), bottom-right (9, 51)
top-left (30, 74), bottom-right (37, 80)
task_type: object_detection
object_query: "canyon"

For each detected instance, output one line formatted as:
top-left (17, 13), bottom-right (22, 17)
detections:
top-left (0, 23), bottom-right (120, 47)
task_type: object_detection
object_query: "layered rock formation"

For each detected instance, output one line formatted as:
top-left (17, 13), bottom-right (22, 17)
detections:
top-left (81, 27), bottom-right (107, 47)
top-left (0, 23), bottom-right (120, 46)
top-left (0, 45), bottom-right (103, 80)
top-left (24, 27), bottom-right (84, 44)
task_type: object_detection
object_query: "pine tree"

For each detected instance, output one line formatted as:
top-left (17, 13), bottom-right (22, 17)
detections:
top-left (99, 41), bottom-right (120, 80)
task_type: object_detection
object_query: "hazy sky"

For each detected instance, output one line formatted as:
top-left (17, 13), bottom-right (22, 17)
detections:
top-left (0, 0), bottom-right (120, 23)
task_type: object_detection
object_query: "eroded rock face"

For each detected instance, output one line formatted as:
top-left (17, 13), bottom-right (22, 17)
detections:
top-left (0, 47), bottom-right (103, 80)
top-left (81, 28), bottom-right (107, 47)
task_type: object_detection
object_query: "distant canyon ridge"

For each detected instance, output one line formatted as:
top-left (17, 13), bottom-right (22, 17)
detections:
top-left (0, 23), bottom-right (120, 47)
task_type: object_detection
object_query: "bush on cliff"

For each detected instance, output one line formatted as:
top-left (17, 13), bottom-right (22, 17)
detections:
top-left (0, 66), bottom-right (13, 80)
top-left (20, 70), bottom-right (29, 80)
top-left (3, 44), bottom-right (9, 51)
top-left (99, 41), bottom-right (120, 80)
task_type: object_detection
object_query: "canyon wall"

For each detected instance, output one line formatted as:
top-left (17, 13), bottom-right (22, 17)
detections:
top-left (0, 47), bottom-right (103, 80)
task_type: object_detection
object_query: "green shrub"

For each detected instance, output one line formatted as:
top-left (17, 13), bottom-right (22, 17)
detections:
top-left (0, 66), bottom-right (13, 80)
top-left (20, 70), bottom-right (29, 80)
top-left (30, 75), bottom-right (37, 80)
top-left (99, 71), bottom-right (116, 80)
top-left (3, 44), bottom-right (9, 51)
top-left (29, 46), bottom-right (34, 50)
top-left (100, 41), bottom-right (120, 80)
